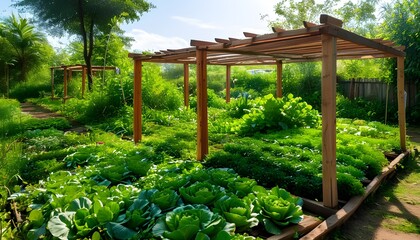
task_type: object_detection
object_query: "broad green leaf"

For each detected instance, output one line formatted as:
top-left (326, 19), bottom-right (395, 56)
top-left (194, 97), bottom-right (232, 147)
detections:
top-left (27, 224), bottom-right (46, 240)
top-left (67, 197), bottom-right (92, 211)
top-left (97, 207), bottom-right (113, 225)
top-left (106, 222), bottom-right (137, 240)
top-left (47, 212), bottom-right (76, 240)
top-left (28, 209), bottom-right (44, 228)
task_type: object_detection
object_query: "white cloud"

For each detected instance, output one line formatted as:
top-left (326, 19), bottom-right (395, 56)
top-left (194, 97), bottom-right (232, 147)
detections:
top-left (126, 29), bottom-right (190, 52)
top-left (172, 16), bottom-right (220, 29)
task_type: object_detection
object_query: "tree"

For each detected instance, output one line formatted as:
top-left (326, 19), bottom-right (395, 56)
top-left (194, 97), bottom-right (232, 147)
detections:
top-left (15, 0), bottom-right (154, 91)
top-left (0, 14), bottom-right (47, 82)
top-left (267, 0), bottom-right (380, 36)
top-left (381, 0), bottom-right (420, 84)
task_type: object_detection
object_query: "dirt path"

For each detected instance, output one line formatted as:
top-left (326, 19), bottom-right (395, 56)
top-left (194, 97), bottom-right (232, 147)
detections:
top-left (20, 102), bottom-right (87, 133)
top-left (327, 129), bottom-right (420, 240)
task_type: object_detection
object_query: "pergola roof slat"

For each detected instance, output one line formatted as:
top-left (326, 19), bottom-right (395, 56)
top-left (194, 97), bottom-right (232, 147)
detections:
top-left (128, 14), bottom-right (404, 65)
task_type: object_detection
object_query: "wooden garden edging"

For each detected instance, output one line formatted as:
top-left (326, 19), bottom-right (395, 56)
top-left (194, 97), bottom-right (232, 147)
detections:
top-left (263, 151), bottom-right (410, 240)
top-left (299, 151), bottom-right (410, 240)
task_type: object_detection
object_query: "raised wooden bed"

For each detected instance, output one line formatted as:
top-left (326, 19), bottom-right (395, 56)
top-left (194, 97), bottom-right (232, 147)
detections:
top-left (267, 151), bottom-right (410, 239)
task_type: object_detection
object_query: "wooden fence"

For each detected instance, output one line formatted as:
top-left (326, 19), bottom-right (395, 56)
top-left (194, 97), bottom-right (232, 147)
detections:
top-left (338, 78), bottom-right (417, 110)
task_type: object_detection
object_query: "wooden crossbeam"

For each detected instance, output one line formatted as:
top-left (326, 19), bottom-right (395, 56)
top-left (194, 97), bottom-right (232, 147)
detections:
top-left (320, 14), bottom-right (343, 27)
top-left (243, 32), bottom-right (258, 38)
top-left (303, 21), bottom-right (318, 28)
top-left (215, 38), bottom-right (231, 44)
top-left (272, 26), bottom-right (286, 33)
top-left (191, 39), bottom-right (218, 47)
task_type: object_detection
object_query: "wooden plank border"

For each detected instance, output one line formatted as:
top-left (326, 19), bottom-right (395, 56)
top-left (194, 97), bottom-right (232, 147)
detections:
top-left (301, 151), bottom-right (410, 239)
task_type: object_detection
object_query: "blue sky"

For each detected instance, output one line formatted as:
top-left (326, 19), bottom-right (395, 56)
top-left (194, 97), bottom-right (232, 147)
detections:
top-left (0, 0), bottom-right (279, 51)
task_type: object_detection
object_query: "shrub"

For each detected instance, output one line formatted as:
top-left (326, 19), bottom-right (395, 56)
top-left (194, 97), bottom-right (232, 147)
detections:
top-left (229, 94), bottom-right (320, 135)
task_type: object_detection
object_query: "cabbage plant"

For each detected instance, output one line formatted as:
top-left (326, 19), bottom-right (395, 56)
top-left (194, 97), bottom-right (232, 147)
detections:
top-left (179, 181), bottom-right (225, 205)
top-left (252, 186), bottom-right (304, 235)
top-left (152, 204), bottom-right (235, 240)
top-left (213, 195), bottom-right (259, 232)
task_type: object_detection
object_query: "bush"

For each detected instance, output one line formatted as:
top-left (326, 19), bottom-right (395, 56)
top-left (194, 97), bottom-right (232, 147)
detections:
top-left (229, 94), bottom-right (320, 135)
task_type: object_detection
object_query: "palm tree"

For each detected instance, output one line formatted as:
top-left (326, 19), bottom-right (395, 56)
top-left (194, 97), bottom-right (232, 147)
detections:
top-left (1, 14), bottom-right (46, 82)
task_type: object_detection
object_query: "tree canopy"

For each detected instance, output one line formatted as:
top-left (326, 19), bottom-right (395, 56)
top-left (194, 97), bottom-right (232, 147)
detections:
top-left (14, 0), bottom-right (154, 90)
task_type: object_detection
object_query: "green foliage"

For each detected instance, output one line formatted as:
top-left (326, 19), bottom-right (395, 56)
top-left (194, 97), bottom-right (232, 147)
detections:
top-left (143, 63), bottom-right (183, 110)
top-left (251, 186), bottom-right (303, 235)
top-left (213, 195), bottom-right (259, 232)
top-left (179, 181), bottom-right (225, 205)
top-left (231, 70), bottom-right (276, 97)
top-left (152, 204), bottom-right (235, 240)
top-left (228, 94), bottom-right (320, 135)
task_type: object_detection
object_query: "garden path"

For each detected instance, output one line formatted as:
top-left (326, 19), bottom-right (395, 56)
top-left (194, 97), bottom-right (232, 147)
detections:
top-left (20, 102), bottom-right (87, 133)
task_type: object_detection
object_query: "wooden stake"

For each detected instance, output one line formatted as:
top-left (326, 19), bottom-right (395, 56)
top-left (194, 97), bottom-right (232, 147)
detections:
top-left (196, 49), bottom-right (208, 160)
top-left (226, 65), bottom-right (231, 103)
top-left (321, 34), bottom-right (338, 209)
top-left (183, 63), bottom-right (189, 107)
top-left (397, 57), bottom-right (406, 151)
top-left (133, 59), bottom-right (142, 143)
top-left (276, 61), bottom-right (283, 98)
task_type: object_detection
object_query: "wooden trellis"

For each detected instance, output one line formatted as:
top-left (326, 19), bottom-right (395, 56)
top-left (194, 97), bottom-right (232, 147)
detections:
top-left (128, 14), bottom-right (406, 209)
top-left (50, 64), bottom-right (117, 100)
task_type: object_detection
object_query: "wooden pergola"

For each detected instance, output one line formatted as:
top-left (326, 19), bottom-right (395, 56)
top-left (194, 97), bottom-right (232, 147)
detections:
top-left (50, 64), bottom-right (117, 99)
top-left (128, 14), bottom-right (406, 209)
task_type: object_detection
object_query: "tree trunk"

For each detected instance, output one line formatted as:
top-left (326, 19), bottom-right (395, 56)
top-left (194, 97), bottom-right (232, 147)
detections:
top-left (78, 0), bottom-right (94, 91)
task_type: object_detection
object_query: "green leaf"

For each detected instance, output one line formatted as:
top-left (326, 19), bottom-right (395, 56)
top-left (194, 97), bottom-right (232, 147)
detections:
top-left (263, 218), bottom-right (282, 235)
top-left (28, 209), bottom-right (44, 228)
top-left (106, 222), bottom-right (137, 240)
top-left (47, 212), bottom-right (76, 240)
top-left (67, 197), bottom-right (92, 211)
top-left (27, 224), bottom-right (46, 240)
top-left (97, 207), bottom-right (114, 225)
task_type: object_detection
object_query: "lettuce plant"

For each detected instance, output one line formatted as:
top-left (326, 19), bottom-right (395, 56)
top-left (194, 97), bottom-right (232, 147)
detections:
top-left (152, 204), bottom-right (235, 240)
top-left (252, 186), bottom-right (304, 235)
top-left (179, 181), bottom-right (225, 205)
top-left (227, 177), bottom-right (257, 198)
top-left (213, 195), bottom-right (259, 232)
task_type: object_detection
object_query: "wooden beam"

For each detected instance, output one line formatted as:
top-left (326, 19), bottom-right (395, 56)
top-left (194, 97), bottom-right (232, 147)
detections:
top-left (191, 39), bottom-right (218, 47)
top-left (320, 14), bottom-right (343, 27)
top-left (196, 49), bottom-right (209, 160)
top-left (243, 32), bottom-right (258, 38)
top-left (320, 25), bottom-right (405, 57)
top-left (397, 57), bottom-right (406, 151)
top-left (226, 65), bottom-right (231, 103)
top-left (183, 63), bottom-right (190, 108)
top-left (276, 60), bottom-right (283, 98)
top-left (215, 38), bottom-right (231, 44)
top-left (321, 34), bottom-right (338, 209)
top-left (133, 59), bottom-right (142, 143)
top-left (303, 21), bottom-right (318, 28)
top-left (272, 26), bottom-right (286, 33)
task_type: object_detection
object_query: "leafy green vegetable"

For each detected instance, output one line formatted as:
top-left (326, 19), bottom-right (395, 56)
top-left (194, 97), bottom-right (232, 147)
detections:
top-left (152, 204), bottom-right (235, 240)
top-left (179, 181), bottom-right (225, 205)
top-left (213, 195), bottom-right (259, 232)
top-left (252, 186), bottom-right (304, 235)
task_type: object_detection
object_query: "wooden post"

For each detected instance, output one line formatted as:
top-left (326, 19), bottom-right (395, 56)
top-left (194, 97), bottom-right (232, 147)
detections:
top-left (68, 69), bottom-right (73, 82)
top-left (82, 66), bottom-right (86, 98)
top-left (50, 68), bottom-right (55, 99)
top-left (183, 63), bottom-right (190, 107)
top-left (63, 66), bottom-right (68, 100)
top-left (196, 49), bottom-right (208, 160)
top-left (276, 60), bottom-right (283, 98)
top-left (133, 59), bottom-right (143, 143)
top-left (321, 34), bottom-right (338, 209)
top-left (226, 65), bottom-right (231, 103)
top-left (397, 57), bottom-right (406, 151)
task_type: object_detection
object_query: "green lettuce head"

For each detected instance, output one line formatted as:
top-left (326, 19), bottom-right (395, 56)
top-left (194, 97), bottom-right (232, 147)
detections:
top-left (253, 186), bottom-right (304, 235)
top-left (213, 195), bottom-right (259, 232)
top-left (152, 204), bottom-right (235, 240)
top-left (179, 181), bottom-right (225, 205)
